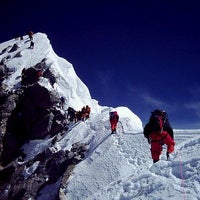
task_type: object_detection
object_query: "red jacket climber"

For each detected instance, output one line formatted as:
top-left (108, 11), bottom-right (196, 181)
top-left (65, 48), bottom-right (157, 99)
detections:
top-left (81, 105), bottom-right (91, 121)
top-left (28, 31), bottom-right (34, 40)
top-left (109, 111), bottom-right (119, 134)
top-left (143, 109), bottom-right (175, 163)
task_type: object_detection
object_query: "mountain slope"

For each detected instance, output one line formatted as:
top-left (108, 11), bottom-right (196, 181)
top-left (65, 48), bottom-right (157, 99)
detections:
top-left (0, 32), bottom-right (199, 200)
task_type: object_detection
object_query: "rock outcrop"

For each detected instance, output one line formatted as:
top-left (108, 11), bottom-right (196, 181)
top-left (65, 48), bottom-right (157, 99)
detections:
top-left (0, 33), bottom-right (92, 200)
top-left (0, 68), bottom-right (89, 199)
top-left (0, 58), bottom-right (90, 200)
top-left (0, 142), bottom-right (89, 200)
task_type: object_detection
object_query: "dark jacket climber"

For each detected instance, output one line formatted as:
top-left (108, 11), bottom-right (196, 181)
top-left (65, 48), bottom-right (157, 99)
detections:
top-left (143, 109), bottom-right (175, 163)
top-left (67, 107), bottom-right (76, 122)
top-left (30, 41), bottom-right (34, 49)
top-left (60, 97), bottom-right (65, 109)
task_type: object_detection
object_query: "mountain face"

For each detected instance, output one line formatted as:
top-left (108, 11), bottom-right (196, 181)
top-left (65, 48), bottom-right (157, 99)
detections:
top-left (0, 32), bottom-right (143, 199)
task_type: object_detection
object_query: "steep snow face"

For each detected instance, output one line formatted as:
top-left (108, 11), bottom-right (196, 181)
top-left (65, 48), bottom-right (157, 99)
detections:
top-left (0, 32), bottom-right (100, 113)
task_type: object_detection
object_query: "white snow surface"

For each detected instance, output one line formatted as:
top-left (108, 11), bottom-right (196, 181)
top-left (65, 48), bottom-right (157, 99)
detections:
top-left (1, 33), bottom-right (200, 200)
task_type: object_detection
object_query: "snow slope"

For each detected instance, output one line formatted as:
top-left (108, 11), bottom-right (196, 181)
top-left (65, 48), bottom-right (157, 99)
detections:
top-left (1, 33), bottom-right (200, 200)
top-left (61, 126), bottom-right (200, 200)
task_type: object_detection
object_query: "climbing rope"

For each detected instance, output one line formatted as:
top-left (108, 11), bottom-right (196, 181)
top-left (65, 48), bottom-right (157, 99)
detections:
top-left (29, 43), bottom-right (33, 68)
top-left (177, 151), bottom-right (186, 200)
top-left (119, 121), bottom-right (125, 134)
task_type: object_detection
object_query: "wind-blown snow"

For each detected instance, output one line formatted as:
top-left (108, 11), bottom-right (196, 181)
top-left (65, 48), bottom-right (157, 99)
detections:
top-left (1, 33), bottom-right (200, 200)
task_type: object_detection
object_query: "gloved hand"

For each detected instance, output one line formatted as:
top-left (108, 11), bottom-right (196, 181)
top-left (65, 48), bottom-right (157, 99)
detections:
top-left (166, 152), bottom-right (169, 159)
top-left (160, 140), bottom-right (164, 145)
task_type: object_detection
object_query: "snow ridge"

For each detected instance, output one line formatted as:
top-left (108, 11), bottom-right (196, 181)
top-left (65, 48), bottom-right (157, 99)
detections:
top-left (0, 33), bottom-right (200, 200)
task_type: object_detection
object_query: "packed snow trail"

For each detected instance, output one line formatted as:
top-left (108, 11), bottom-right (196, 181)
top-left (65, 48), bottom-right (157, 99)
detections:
top-left (63, 121), bottom-right (200, 200)
top-left (21, 115), bottom-right (200, 200)
top-left (63, 110), bottom-right (148, 200)
top-left (80, 130), bottom-right (200, 200)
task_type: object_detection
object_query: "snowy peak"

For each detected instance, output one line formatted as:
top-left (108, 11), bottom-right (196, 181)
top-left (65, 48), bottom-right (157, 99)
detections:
top-left (0, 32), bottom-right (100, 112)
top-left (0, 31), bottom-right (143, 132)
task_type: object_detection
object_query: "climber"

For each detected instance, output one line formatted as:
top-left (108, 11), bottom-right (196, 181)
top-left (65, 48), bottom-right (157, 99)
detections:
top-left (67, 107), bottom-right (76, 122)
top-left (81, 106), bottom-right (86, 121)
top-left (143, 109), bottom-right (175, 163)
top-left (21, 68), bottom-right (26, 85)
top-left (60, 96), bottom-right (65, 109)
top-left (109, 111), bottom-right (119, 134)
top-left (75, 111), bottom-right (82, 122)
top-left (28, 31), bottom-right (34, 40)
top-left (81, 105), bottom-right (91, 121)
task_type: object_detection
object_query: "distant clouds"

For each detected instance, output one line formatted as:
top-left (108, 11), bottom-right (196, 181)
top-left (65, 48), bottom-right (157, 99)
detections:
top-left (139, 92), bottom-right (166, 108)
top-left (185, 102), bottom-right (200, 118)
top-left (127, 85), bottom-right (168, 109)
top-left (184, 86), bottom-right (200, 118)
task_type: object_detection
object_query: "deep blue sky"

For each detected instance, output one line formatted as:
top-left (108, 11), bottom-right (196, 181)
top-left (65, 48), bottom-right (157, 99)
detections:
top-left (1, 1), bottom-right (200, 129)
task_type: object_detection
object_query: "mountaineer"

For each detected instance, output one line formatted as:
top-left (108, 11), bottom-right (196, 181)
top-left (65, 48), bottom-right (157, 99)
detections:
top-left (143, 109), bottom-right (175, 163)
top-left (109, 111), bottom-right (119, 134)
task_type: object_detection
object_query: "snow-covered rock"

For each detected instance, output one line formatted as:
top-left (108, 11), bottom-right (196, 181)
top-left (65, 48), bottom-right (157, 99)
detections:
top-left (0, 32), bottom-right (199, 200)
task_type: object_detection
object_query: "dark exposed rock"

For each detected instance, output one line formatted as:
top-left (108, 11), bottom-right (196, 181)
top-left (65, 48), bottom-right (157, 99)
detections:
top-left (0, 164), bottom-right (15, 184)
top-left (23, 83), bottom-right (59, 109)
top-left (0, 142), bottom-right (89, 200)
top-left (0, 57), bottom-right (88, 200)
top-left (0, 65), bottom-right (8, 84)
top-left (0, 83), bottom-right (65, 166)
top-left (0, 89), bottom-right (19, 161)
top-left (0, 65), bottom-right (6, 77)
top-left (43, 68), bottom-right (56, 87)
top-left (8, 43), bottom-right (19, 53)
top-left (0, 45), bottom-right (12, 55)
top-left (14, 51), bottom-right (22, 58)
top-left (34, 59), bottom-right (48, 71)
top-left (21, 67), bottom-right (40, 86)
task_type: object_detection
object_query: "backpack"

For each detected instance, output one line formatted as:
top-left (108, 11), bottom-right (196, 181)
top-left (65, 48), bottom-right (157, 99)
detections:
top-left (109, 111), bottom-right (118, 121)
top-left (144, 110), bottom-right (167, 138)
top-left (149, 109), bottom-right (167, 132)
top-left (67, 107), bottom-right (76, 114)
top-left (60, 96), bottom-right (65, 103)
top-left (85, 105), bottom-right (91, 114)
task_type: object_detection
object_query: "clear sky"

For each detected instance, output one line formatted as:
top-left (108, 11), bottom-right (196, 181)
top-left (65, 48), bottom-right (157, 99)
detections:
top-left (1, 1), bottom-right (200, 129)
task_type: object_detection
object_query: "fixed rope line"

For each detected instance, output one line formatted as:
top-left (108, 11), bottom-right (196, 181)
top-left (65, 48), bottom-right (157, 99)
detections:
top-left (178, 150), bottom-right (186, 200)
top-left (29, 46), bottom-right (33, 67)
top-left (119, 121), bottom-right (125, 134)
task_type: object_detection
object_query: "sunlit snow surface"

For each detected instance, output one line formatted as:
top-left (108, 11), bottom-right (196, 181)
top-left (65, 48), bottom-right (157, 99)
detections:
top-left (1, 33), bottom-right (200, 200)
